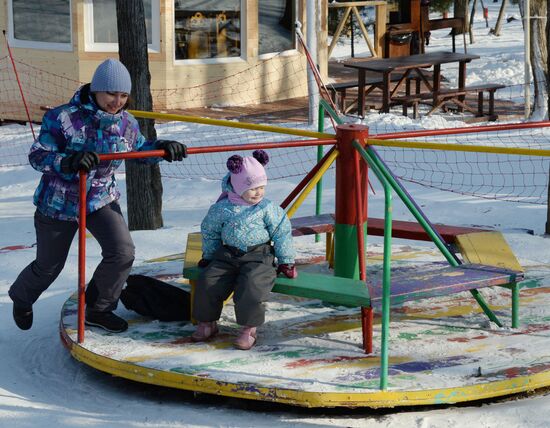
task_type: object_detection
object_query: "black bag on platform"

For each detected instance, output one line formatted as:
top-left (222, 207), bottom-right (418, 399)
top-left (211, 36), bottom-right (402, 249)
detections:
top-left (120, 274), bottom-right (191, 321)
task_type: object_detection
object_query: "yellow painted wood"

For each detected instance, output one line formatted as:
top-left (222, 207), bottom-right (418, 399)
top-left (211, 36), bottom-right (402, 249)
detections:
top-left (184, 232), bottom-right (203, 268)
top-left (184, 232), bottom-right (203, 324)
top-left (144, 253), bottom-right (184, 263)
top-left (286, 149), bottom-right (339, 218)
top-left (66, 337), bottom-right (550, 408)
top-left (456, 231), bottom-right (523, 272)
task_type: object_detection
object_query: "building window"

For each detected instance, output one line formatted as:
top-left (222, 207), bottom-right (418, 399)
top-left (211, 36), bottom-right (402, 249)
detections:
top-left (259, 0), bottom-right (295, 56)
top-left (174, 1), bottom-right (241, 60)
top-left (8, 0), bottom-right (72, 50)
top-left (84, 0), bottom-right (160, 52)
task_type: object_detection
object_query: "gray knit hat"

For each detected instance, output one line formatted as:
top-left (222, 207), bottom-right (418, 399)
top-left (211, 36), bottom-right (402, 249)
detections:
top-left (90, 59), bottom-right (132, 94)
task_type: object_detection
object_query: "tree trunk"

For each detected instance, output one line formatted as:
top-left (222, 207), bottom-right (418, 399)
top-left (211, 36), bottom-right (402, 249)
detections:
top-left (493, 0), bottom-right (508, 36)
top-left (453, 0), bottom-right (468, 35)
top-left (115, 0), bottom-right (164, 230)
top-left (528, 0), bottom-right (548, 119)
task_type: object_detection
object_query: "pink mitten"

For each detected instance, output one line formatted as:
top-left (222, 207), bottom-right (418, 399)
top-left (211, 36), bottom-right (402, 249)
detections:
top-left (277, 264), bottom-right (297, 279)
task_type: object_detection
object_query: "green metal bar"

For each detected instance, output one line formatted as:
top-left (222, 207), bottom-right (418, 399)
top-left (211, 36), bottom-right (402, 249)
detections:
top-left (353, 141), bottom-right (392, 391)
top-left (316, 100), bottom-right (342, 243)
top-left (470, 289), bottom-right (503, 327)
top-left (366, 147), bottom-right (457, 265)
top-left (315, 106), bottom-right (326, 243)
top-left (365, 146), bottom-right (503, 327)
top-left (511, 282), bottom-right (520, 328)
top-left (319, 99), bottom-right (344, 126)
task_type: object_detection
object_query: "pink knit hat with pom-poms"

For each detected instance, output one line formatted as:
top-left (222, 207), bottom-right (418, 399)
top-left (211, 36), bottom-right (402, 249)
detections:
top-left (227, 150), bottom-right (269, 196)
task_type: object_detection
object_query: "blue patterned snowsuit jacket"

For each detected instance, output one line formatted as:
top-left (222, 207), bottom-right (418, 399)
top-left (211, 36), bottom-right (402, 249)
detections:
top-left (201, 175), bottom-right (295, 265)
top-left (29, 84), bottom-right (159, 221)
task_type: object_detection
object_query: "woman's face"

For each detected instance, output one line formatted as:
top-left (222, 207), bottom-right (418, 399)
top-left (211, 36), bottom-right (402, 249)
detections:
top-left (94, 91), bottom-right (129, 114)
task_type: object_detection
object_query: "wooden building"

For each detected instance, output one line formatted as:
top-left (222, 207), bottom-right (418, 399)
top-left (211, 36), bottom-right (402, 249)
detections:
top-left (1, 0), bottom-right (330, 120)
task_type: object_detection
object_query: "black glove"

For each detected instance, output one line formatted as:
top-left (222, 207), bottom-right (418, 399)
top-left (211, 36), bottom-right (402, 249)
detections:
top-left (198, 258), bottom-right (211, 268)
top-left (157, 140), bottom-right (187, 162)
top-left (61, 151), bottom-right (100, 173)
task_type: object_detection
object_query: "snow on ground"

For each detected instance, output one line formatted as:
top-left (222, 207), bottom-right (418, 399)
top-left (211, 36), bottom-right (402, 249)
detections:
top-left (1, 2), bottom-right (550, 427)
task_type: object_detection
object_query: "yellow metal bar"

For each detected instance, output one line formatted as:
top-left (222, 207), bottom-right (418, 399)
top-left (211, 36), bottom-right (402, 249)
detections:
top-left (286, 150), bottom-right (339, 219)
top-left (368, 138), bottom-right (550, 157)
top-left (129, 110), bottom-right (334, 140)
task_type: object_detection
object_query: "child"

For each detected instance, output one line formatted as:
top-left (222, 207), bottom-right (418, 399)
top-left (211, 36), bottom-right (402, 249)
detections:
top-left (192, 150), bottom-right (297, 350)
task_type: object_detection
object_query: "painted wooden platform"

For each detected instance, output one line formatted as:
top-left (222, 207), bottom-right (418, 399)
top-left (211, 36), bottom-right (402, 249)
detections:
top-left (60, 253), bottom-right (550, 408)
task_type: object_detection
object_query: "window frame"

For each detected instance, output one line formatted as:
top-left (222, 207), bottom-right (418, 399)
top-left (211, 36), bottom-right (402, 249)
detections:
top-left (173, 0), bottom-right (247, 65)
top-left (83, 0), bottom-right (161, 53)
top-left (258, 0), bottom-right (298, 59)
top-left (6, 0), bottom-right (73, 51)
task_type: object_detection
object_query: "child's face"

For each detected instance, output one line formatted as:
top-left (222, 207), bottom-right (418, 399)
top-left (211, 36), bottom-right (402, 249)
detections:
top-left (241, 186), bottom-right (265, 204)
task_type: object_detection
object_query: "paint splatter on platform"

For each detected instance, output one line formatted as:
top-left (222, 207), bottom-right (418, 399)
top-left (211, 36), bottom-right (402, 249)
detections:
top-left (60, 252), bottom-right (550, 408)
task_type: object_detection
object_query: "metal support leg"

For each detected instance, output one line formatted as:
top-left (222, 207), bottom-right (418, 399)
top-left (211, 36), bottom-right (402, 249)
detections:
top-left (511, 282), bottom-right (520, 328)
top-left (362, 307), bottom-right (373, 354)
top-left (470, 289), bottom-right (503, 327)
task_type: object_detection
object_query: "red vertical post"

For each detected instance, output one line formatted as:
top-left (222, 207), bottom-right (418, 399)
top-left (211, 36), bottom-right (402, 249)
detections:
top-left (362, 307), bottom-right (374, 354)
top-left (77, 170), bottom-right (87, 343)
top-left (335, 124), bottom-right (372, 353)
top-left (334, 124), bottom-right (369, 279)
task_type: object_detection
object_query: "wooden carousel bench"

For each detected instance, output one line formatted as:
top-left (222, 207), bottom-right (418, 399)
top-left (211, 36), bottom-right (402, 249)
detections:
top-left (183, 262), bottom-right (520, 311)
top-left (290, 213), bottom-right (490, 243)
top-left (392, 83), bottom-right (505, 120)
top-left (182, 213), bottom-right (523, 352)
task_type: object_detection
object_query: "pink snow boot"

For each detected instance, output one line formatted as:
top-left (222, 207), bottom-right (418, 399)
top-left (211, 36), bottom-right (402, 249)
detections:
top-left (191, 321), bottom-right (218, 342)
top-left (234, 326), bottom-right (257, 350)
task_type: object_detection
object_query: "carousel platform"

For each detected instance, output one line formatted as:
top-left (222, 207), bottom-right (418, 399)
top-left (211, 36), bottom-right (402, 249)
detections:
top-left (60, 250), bottom-right (550, 408)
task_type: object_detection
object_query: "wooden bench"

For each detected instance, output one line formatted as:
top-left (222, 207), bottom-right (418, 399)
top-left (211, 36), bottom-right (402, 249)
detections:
top-left (183, 266), bottom-right (370, 308)
top-left (182, 250), bottom-right (522, 354)
top-left (391, 83), bottom-right (505, 120)
top-left (291, 214), bottom-right (523, 271)
top-left (327, 72), bottom-right (427, 114)
top-left (291, 213), bottom-right (488, 243)
top-left (182, 213), bottom-right (523, 353)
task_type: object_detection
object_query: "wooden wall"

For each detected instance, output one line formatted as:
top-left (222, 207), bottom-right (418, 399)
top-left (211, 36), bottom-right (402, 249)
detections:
top-left (1, 0), bottom-right (321, 119)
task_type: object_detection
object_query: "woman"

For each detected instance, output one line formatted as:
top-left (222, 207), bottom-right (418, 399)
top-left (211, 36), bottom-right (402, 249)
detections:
top-left (9, 58), bottom-right (186, 333)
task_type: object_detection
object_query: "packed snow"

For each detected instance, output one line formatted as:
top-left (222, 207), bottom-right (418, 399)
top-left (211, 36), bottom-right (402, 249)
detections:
top-left (1, 2), bottom-right (550, 427)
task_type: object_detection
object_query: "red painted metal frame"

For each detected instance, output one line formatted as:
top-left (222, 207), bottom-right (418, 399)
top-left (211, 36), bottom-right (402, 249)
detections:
top-left (334, 124), bottom-right (371, 354)
top-left (3, 31), bottom-right (36, 140)
top-left (334, 125), bottom-right (369, 227)
top-left (77, 170), bottom-right (87, 343)
top-left (76, 138), bottom-right (337, 342)
top-left (372, 120), bottom-right (550, 140)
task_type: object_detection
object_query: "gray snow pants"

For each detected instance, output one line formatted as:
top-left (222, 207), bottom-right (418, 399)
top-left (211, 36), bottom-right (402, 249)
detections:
top-left (193, 243), bottom-right (276, 327)
top-left (9, 202), bottom-right (135, 312)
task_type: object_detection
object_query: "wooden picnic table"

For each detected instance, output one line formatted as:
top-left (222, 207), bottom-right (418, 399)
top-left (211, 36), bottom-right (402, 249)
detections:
top-left (343, 51), bottom-right (480, 117)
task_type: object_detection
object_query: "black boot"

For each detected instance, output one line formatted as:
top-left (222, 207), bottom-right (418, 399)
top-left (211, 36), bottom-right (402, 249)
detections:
top-left (13, 303), bottom-right (33, 330)
top-left (85, 311), bottom-right (128, 333)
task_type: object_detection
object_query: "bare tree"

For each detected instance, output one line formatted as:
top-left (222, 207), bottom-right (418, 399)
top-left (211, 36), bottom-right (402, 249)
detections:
top-left (115, 0), bottom-right (164, 230)
top-left (453, 0), bottom-right (468, 34)
top-left (520, 0), bottom-right (548, 118)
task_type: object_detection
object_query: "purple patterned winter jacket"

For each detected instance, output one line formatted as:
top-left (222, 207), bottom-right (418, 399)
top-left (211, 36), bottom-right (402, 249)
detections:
top-left (29, 84), bottom-right (159, 220)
